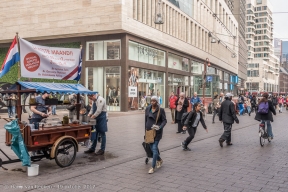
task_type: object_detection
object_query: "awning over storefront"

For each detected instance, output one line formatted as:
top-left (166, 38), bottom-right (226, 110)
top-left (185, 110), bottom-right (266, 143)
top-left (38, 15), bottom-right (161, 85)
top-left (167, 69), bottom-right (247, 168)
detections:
top-left (5, 81), bottom-right (97, 95)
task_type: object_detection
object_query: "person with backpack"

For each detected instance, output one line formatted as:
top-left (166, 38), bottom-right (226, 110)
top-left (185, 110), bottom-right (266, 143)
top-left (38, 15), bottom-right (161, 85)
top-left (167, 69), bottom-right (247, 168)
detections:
top-left (144, 96), bottom-right (167, 174)
top-left (175, 92), bottom-right (189, 134)
top-left (255, 92), bottom-right (276, 140)
top-left (181, 103), bottom-right (208, 151)
top-left (218, 93), bottom-right (239, 147)
top-left (272, 95), bottom-right (278, 110)
top-left (237, 94), bottom-right (244, 116)
top-left (278, 95), bottom-right (284, 113)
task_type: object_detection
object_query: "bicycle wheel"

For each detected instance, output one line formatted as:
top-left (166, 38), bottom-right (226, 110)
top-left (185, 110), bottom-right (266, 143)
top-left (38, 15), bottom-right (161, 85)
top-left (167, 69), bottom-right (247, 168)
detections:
top-left (259, 127), bottom-right (265, 147)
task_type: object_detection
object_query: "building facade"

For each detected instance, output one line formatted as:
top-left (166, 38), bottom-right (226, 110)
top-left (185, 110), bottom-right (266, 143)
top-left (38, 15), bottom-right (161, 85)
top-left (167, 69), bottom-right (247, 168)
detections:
top-left (246, 0), bottom-right (279, 94)
top-left (0, 0), bottom-right (240, 112)
top-left (279, 67), bottom-right (288, 94)
top-left (281, 41), bottom-right (288, 70)
top-left (233, 0), bottom-right (248, 93)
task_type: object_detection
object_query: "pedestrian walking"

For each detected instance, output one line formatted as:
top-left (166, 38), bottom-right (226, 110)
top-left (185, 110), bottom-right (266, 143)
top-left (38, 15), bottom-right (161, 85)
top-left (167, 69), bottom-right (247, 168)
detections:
top-left (169, 92), bottom-right (177, 124)
top-left (190, 92), bottom-right (202, 111)
top-left (245, 98), bottom-right (252, 116)
top-left (218, 93), bottom-right (239, 147)
top-left (175, 92), bottom-right (189, 134)
top-left (140, 96), bottom-right (147, 112)
top-left (181, 103), bottom-right (208, 151)
top-left (144, 96), bottom-right (167, 174)
top-left (85, 94), bottom-right (108, 156)
top-left (255, 92), bottom-right (276, 140)
top-left (237, 94), bottom-right (244, 115)
top-left (212, 95), bottom-right (220, 123)
top-left (4, 93), bottom-right (18, 118)
top-left (278, 95), bottom-right (284, 113)
top-left (250, 95), bottom-right (257, 113)
top-left (272, 95), bottom-right (278, 110)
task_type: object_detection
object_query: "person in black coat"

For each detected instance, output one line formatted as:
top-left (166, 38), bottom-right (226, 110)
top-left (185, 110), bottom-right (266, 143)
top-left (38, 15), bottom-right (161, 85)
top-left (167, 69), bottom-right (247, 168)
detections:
top-left (175, 92), bottom-right (189, 134)
top-left (182, 103), bottom-right (208, 151)
top-left (218, 93), bottom-right (239, 147)
top-left (255, 92), bottom-right (276, 140)
top-left (145, 96), bottom-right (167, 174)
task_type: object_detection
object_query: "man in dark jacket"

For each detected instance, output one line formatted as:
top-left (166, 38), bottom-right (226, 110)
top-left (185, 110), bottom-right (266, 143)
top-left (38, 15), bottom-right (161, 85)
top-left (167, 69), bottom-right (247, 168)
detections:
top-left (218, 93), bottom-right (239, 147)
top-left (145, 96), bottom-right (167, 174)
top-left (271, 95), bottom-right (278, 110)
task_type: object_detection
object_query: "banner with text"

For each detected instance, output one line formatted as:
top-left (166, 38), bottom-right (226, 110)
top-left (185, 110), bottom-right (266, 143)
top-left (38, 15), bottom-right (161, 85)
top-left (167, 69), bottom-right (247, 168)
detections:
top-left (19, 38), bottom-right (81, 80)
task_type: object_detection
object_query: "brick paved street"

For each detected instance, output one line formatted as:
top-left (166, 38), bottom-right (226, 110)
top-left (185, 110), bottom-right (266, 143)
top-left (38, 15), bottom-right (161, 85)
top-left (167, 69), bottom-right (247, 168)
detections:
top-left (0, 109), bottom-right (288, 192)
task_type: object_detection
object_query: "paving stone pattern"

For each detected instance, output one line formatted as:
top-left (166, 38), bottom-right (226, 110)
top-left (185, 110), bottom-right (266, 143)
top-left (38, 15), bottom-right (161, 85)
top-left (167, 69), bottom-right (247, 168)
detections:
top-left (0, 109), bottom-right (288, 192)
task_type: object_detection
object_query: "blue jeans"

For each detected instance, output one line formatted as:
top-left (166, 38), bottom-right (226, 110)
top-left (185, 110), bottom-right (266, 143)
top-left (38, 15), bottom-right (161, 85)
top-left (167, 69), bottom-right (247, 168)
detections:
top-left (7, 106), bottom-right (15, 118)
top-left (247, 106), bottom-right (251, 114)
top-left (90, 131), bottom-right (106, 151)
top-left (149, 140), bottom-right (161, 168)
top-left (261, 120), bottom-right (273, 137)
top-left (238, 104), bottom-right (244, 115)
top-left (52, 105), bottom-right (56, 115)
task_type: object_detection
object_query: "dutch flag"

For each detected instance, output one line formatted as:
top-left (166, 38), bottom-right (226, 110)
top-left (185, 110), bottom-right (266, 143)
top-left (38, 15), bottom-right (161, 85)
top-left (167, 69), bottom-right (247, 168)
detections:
top-left (0, 37), bottom-right (20, 78)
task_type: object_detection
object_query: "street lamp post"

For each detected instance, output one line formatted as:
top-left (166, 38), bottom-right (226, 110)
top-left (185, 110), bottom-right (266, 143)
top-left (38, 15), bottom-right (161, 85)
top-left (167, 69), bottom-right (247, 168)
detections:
top-left (203, 58), bottom-right (211, 106)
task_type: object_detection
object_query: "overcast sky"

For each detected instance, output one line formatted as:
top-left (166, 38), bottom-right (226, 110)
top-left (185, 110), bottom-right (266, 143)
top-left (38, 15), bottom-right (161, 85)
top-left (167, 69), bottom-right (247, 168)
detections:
top-left (270, 0), bottom-right (288, 40)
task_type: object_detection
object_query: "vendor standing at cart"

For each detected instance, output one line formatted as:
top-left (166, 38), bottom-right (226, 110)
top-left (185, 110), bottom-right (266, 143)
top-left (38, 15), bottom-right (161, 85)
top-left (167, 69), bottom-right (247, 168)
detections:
top-left (84, 93), bottom-right (108, 156)
top-left (30, 92), bottom-right (51, 124)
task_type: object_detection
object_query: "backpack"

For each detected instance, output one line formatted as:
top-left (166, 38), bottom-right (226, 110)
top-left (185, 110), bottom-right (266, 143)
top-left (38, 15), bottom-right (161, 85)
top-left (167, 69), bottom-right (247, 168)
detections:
top-left (258, 102), bottom-right (269, 114)
top-left (238, 97), bottom-right (243, 104)
top-left (181, 111), bottom-right (191, 125)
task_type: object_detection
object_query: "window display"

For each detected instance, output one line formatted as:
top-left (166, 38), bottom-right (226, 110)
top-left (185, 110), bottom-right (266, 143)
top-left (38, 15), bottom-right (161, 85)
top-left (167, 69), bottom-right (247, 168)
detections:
top-left (168, 74), bottom-right (189, 97)
top-left (86, 66), bottom-right (121, 111)
top-left (86, 40), bottom-right (121, 61)
top-left (191, 61), bottom-right (204, 74)
top-left (128, 67), bottom-right (165, 109)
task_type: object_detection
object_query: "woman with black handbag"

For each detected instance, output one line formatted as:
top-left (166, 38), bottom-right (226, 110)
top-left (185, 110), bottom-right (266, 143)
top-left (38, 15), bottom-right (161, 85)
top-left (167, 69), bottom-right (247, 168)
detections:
top-left (145, 96), bottom-right (167, 174)
top-left (181, 102), bottom-right (208, 151)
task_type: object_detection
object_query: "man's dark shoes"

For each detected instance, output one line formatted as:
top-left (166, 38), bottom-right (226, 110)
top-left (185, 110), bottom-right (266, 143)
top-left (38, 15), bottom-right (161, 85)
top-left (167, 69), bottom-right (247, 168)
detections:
top-left (84, 149), bottom-right (95, 154)
top-left (176, 131), bottom-right (181, 134)
top-left (95, 149), bottom-right (105, 156)
top-left (219, 139), bottom-right (224, 147)
top-left (227, 142), bottom-right (233, 146)
top-left (212, 122), bottom-right (215, 124)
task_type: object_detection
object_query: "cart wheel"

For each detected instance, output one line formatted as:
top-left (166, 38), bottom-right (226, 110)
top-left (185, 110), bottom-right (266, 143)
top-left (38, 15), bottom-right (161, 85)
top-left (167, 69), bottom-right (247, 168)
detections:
top-left (145, 158), bottom-right (149, 164)
top-left (55, 138), bottom-right (77, 168)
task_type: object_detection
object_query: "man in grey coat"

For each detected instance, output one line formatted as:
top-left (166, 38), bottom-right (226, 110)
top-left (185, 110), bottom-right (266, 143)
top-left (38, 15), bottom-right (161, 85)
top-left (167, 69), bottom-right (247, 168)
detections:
top-left (218, 93), bottom-right (239, 147)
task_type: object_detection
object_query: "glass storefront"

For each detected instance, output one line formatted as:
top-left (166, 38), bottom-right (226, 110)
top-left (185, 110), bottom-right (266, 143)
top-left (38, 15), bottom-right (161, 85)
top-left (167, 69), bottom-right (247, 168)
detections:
top-left (86, 66), bottom-right (121, 111)
top-left (168, 53), bottom-right (189, 72)
top-left (128, 67), bottom-right (165, 109)
top-left (128, 41), bottom-right (165, 66)
top-left (168, 74), bottom-right (189, 97)
top-left (191, 60), bottom-right (204, 74)
top-left (86, 40), bottom-right (121, 60)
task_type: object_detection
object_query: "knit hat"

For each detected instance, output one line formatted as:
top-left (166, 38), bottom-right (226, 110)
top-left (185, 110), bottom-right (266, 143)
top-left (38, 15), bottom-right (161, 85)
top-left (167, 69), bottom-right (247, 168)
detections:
top-left (151, 96), bottom-right (159, 103)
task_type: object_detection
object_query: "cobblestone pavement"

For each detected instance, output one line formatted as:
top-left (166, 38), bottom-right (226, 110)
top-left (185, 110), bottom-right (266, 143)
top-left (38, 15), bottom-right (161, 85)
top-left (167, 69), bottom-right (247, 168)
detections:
top-left (0, 109), bottom-right (288, 192)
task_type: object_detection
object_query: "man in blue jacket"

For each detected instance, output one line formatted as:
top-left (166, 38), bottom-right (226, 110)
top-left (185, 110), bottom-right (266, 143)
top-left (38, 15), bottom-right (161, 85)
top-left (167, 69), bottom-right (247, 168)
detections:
top-left (190, 92), bottom-right (202, 110)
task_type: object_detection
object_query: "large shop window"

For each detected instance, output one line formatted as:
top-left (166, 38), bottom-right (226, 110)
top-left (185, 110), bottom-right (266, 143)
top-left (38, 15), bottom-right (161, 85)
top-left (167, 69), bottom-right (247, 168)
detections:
top-left (86, 66), bottom-right (121, 111)
top-left (86, 40), bottom-right (121, 60)
top-left (193, 75), bottom-right (220, 97)
top-left (128, 67), bottom-right (165, 109)
top-left (168, 74), bottom-right (189, 97)
top-left (191, 61), bottom-right (204, 74)
top-left (168, 53), bottom-right (189, 72)
top-left (129, 41), bottom-right (165, 66)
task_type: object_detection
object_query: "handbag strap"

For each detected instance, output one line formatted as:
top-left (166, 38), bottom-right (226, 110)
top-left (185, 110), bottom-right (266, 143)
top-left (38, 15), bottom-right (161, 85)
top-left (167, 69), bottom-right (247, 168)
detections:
top-left (155, 107), bottom-right (161, 124)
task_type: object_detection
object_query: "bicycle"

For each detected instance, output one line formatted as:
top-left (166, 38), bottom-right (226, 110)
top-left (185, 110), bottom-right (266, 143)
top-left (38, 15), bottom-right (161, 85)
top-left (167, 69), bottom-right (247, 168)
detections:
top-left (259, 122), bottom-right (271, 147)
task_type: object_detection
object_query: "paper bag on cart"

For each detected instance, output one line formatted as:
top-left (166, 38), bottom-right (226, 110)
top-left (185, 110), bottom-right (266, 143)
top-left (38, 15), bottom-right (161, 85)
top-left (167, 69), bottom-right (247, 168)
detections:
top-left (4, 120), bottom-right (31, 167)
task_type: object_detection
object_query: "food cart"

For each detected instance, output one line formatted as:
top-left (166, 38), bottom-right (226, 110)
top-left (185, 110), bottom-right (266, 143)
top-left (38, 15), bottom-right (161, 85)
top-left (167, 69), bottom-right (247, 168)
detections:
top-left (0, 81), bottom-right (96, 168)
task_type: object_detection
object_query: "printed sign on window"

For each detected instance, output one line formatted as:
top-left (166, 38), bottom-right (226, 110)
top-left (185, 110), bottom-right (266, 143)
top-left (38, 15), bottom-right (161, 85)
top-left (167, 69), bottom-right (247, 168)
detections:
top-left (128, 86), bottom-right (137, 97)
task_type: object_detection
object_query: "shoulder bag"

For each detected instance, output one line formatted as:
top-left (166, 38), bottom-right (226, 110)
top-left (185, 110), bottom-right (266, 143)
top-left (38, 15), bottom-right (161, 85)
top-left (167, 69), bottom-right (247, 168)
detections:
top-left (145, 108), bottom-right (161, 144)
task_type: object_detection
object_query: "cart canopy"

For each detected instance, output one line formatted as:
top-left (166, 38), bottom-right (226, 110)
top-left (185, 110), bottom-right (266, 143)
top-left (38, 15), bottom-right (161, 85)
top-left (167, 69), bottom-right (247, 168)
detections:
top-left (12, 81), bottom-right (98, 94)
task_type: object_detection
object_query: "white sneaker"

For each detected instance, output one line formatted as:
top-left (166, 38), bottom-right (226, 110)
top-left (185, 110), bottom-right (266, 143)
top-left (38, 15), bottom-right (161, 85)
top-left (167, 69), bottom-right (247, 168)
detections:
top-left (148, 167), bottom-right (155, 174)
top-left (156, 159), bottom-right (163, 169)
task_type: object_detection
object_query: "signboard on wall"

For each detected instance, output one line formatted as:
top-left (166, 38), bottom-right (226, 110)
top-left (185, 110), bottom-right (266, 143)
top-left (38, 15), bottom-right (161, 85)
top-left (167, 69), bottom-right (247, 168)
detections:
top-left (128, 86), bottom-right (137, 97)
